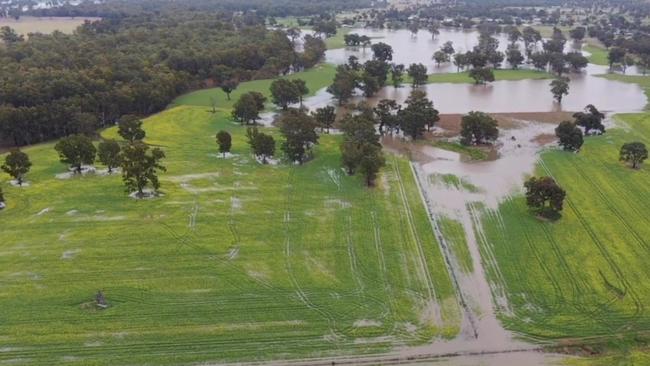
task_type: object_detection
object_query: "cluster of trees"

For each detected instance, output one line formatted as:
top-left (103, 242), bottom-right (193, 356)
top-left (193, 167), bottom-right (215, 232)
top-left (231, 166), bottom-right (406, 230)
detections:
top-left (0, 11), bottom-right (327, 148)
top-left (22, 0), bottom-right (374, 18)
top-left (343, 33), bottom-right (372, 48)
top-left (554, 104), bottom-right (606, 152)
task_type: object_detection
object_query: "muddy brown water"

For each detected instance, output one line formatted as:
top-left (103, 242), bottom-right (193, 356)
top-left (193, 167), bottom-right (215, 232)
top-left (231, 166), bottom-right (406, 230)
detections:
top-left (257, 28), bottom-right (645, 365)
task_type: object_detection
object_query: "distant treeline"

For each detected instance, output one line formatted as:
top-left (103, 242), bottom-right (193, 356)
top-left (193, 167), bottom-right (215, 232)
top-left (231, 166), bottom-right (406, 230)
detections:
top-left (0, 12), bottom-right (326, 146)
top-left (22, 0), bottom-right (377, 18)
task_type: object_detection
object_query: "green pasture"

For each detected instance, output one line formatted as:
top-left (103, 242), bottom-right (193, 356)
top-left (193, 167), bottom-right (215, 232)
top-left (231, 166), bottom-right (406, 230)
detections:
top-left (0, 99), bottom-right (460, 364)
top-left (170, 64), bottom-right (336, 109)
top-left (477, 113), bottom-right (650, 342)
top-left (584, 44), bottom-right (609, 66)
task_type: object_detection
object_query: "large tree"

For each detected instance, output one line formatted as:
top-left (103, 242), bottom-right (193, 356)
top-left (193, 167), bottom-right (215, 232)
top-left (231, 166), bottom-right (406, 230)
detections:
top-left (54, 135), bottom-right (97, 173)
top-left (573, 104), bottom-right (605, 135)
top-left (216, 130), bottom-right (232, 157)
top-left (468, 67), bottom-right (495, 84)
top-left (327, 65), bottom-right (358, 105)
top-left (270, 79), bottom-right (300, 110)
top-left (292, 79), bottom-right (309, 107)
top-left (555, 121), bottom-right (583, 152)
top-left (407, 63), bottom-right (428, 87)
top-left (390, 63), bottom-right (405, 88)
top-left (121, 141), bottom-right (166, 197)
top-left (97, 140), bottom-right (122, 173)
top-left (1, 149), bottom-right (31, 186)
top-left (374, 99), bottom-right (400, 135)
top-left (619, 142), bottom-right (648, 169)
top-left (371, 42), bottom-right (393, 62)
top-left (246, 127), bottom-right (275, 164)
top-left (221, 79), bottom-right (239, 101)
top-left (339, 112), bottom-right (384, 186)
top-left (460, 111), bottom-right (499, 145)
top-left (278, 109), bottom-right (319, 164)
top-left (398, 90), bottom-right (439, 140)
top-left (550, 77), bottom-right (570, 103)
top-left (118, 115), bottom-right (146, 142)
top-left (232, 92), bottom-right (267, 125)
top-left (312, 106), bottom-right (336, 133)
top-left (524, 176), bottom-right (566, 219)
top-left (608, 47), bottom-right (626, 69)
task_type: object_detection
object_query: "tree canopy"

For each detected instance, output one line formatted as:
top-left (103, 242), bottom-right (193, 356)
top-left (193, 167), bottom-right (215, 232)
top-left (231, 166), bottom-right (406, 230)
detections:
top-left (620, 142), bottom-right (648, 169)
top-left (524, 176), bottom-right (566, 220)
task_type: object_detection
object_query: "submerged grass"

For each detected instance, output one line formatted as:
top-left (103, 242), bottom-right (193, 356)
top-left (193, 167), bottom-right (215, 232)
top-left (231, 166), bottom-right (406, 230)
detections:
top-left (0, 101), bottom-right (460, 364)
top-left (478, 113), bottom-right (650, 341)
top-left (431, 141), bottom-right (489, 161)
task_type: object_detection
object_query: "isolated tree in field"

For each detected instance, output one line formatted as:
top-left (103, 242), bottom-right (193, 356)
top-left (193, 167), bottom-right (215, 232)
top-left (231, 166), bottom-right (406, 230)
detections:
top-left (54, 135), bottom-right (97, 174)
top-left (312, 106), bottom-right (336, 133)
top-left (118, 115), bottom-right (145, 142)
top-left (524, 176), bottom-right (566, 219)
top-left (391, 63), bottom-right (405, 87)
top-left (327, 65), bottom-right (358, 105)
top-left (573, 104), bottom-right (606, 135)
top-left (460, 111), bottom-right (499, 145)
top-left (469, 67), bottom-right (495, 84)
top-left (555, 121), bottom-right (583, 152)
top-left (360, 35), bottom-right (372, 50)
top-left (550, 77), bottom-right (570, 103)
top-left (270, 79), bottom-right (300, 110)
top-left (232, 92), bottom-right (267, 125)
top-left (371, 42), bottom-right (393, 62)
top-left (216, 130), bottom-right (232, 157)
top-left (221, 79), bottom-right (239, 101)
top-left (1, 150), bottom-right (31, 186)
top-left (619, 142), bottom-right (648, 169)
top-left (398, 90), bottom-right (439, 140)
top-left (433, 50), bottom-right (450, 66)
top-left (292, 79), bottom-right (309, 107)
top-left (97, 140), bottom-right (122, 173)
top-left (121, 141), bottom-right (166, 197)
top-left (408, 63), bottom-right (428, 87)
top-left (278, 109), bottom-right (319, 164)
top-left (608, 47), bottom-right (626, 69)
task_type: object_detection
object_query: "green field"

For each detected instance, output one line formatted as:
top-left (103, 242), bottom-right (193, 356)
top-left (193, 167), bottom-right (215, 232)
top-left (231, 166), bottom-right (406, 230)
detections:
top-left (0, 16), bottom-right (99, 35)
top-left (584, 44), bottom-right (609, 66)
top-left (425, 69), bottom-right (553, 84)
top-left (170, 64), bottom-right (336, 109)
top-left (0, 77), bottom-right (460, 363)
top-left (477, 113), bottom-right (650, 343)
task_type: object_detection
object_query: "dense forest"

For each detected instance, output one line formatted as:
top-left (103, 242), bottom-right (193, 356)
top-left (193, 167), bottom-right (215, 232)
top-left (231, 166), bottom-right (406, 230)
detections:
top-left (0, 12), bottom-right (326, 146)
top-left (9, 0), bottom-right (376, 18)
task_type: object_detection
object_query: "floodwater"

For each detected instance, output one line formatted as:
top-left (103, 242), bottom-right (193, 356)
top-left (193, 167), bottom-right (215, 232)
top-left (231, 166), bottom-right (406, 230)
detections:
top-left (261, 27), bottom-right (646, 365)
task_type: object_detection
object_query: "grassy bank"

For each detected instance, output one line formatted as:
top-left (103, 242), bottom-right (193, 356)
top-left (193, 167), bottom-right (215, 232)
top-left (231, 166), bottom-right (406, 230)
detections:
top-left (0, 99), bottom-right (460, 363)
top-left (478, 113), bottom-right (650, 341)
top-left (170, 63), bottom-right (336, 109)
